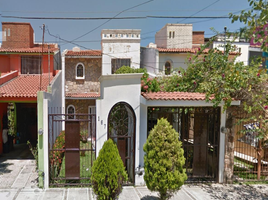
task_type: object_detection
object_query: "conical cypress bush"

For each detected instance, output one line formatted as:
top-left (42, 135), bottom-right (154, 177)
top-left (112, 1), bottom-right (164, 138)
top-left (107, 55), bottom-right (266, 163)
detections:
top-left (92, 139), bottom-right (128, 200)
top-left (143, 118), bottom-right (187, 200)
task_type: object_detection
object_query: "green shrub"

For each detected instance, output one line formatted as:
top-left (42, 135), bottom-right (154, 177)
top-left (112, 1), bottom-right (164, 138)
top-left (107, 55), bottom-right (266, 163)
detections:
top-left (114, 65), bottom-right (147, 74)
top-left (50, 131), bottom-right (65, 177)
top-left (143, 118), bottom-right (187, 200)
top-left (92, 139), bottom-right (128, 200)
top-left (115, 66), bottom-right (160, 93)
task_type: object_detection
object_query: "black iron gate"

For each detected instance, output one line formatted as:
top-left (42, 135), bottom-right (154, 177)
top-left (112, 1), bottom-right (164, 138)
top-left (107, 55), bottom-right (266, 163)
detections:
top-left (148, 107), bottom-right (220, 182)
top-left (48, 113), bottom-right (96, 187)
top-left (108, 102), bottom-right (136, 185)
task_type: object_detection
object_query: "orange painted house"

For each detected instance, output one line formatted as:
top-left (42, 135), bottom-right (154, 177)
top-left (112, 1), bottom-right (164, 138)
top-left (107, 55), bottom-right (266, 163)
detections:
top-left (0, 22), bottom-right (61, 154)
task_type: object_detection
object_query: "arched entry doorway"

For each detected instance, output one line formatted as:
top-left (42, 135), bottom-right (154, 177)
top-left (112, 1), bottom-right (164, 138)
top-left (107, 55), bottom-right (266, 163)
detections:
top-left (108, 102), bottom-right (136, 183)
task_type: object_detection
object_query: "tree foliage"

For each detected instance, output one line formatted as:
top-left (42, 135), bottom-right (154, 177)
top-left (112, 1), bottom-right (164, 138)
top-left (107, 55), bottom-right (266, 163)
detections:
top-left (230, 0), bottom-right (268, 52)
top-left (91, 139), bottom-right (128, 200)
top-left (143, 118), bottom-right (187, 200)
top-left (228, 0), bottom-right (268, 139)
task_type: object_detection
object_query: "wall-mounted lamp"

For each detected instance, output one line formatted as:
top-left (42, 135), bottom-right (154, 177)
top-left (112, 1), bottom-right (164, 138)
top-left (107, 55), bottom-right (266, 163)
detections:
top-left (38, 128), bottom-right (43, 135)
top-left (221, 126), bottom-right (228, 134)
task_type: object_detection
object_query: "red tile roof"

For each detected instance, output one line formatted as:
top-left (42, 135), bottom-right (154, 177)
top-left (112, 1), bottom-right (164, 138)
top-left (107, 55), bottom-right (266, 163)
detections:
top-left (157, 48), bottom-right (238, 55)
top-left (65, 50), bottom-right (102, 56)
top-left (157, 48), bottom-right (210, 53)
top-left (142, 91), bottom-right (212, 101)
top-left (249, 45), bottom-right (261, 48)
top-left (66, 93), bottom-right (100, 98)
top-left (0, 44), bottom-right (59, 53)
top-left (0, 74), bottom-right (54, 98)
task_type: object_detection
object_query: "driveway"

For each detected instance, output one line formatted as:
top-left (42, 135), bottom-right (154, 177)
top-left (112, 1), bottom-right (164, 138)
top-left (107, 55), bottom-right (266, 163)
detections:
top-left (0, 143), bottom-right (38, 190)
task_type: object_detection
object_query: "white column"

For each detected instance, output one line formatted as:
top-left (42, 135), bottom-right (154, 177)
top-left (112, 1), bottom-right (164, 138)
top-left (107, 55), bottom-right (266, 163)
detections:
top-left (43, 99), bottom-right (49, 189)
top-left (218, 106), bottom-right (226, 183)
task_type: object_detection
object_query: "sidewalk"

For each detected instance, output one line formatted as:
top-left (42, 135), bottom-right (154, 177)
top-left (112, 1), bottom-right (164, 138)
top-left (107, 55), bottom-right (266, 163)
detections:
top-left (0, 185), bottom-right (212, 200)
top-left (0, 144), bottom-right (214, 199)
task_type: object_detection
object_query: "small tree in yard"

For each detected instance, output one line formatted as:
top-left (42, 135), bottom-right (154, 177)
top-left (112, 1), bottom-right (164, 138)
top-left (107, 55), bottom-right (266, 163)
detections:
top-left (92, 139), bottom-right (128, 200)
top-left (143, 118), bottom-right (187, 200)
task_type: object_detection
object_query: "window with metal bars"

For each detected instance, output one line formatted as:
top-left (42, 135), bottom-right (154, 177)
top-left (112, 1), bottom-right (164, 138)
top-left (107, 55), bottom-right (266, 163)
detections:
top-left (21, 56), bottom-right (42, 74)
top-left (111, 58), bottom-right (131, 74)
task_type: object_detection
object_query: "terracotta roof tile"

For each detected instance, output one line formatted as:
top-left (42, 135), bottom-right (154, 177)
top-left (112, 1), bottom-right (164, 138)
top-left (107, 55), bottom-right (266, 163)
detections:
top-left (157, 48), bottom-right (238, 55)
top-left (157, 48), bottom-right (209, 53)
top-left (65, 50), bottom-right (102, 56)
top-left (0, 44), bottom-right (59, 53)
top-left (66, 93), bottom-right (100, 98)
top-left (0, 74), bottom-right (54, 98)
top-left (249, 45), bottom-right (261, 48)
top-left (142, 91), bottom-right (212, 101)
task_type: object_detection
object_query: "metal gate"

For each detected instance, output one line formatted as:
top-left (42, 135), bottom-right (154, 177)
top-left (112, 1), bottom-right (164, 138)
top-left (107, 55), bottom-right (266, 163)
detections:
top-left (233, 109), bottom-right (268, 181)
top-left (108, 102), bottom-right (136, 185)
top-left (48, 113), bottom-right (96, 187)
top-left (148, 107), bottom-right (220, 182)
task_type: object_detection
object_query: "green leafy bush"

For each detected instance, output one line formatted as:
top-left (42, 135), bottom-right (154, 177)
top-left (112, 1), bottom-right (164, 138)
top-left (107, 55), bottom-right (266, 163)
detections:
top-left (143, 118), bottom-right (187, 200)
top-left (50, 131), bottom-right (65, 176)
top-left (114, 65), bottom-right (147, 74)
top-left (141, 73), bottom-right (160, 93)
top-left (92, 139), bottom-right (128, 200)
top-left (115, 66), bottom-right (160, 93)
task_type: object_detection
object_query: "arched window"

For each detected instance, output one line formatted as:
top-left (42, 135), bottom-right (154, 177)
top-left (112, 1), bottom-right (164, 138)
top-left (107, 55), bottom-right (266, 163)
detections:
top-left (75, 63), bottom-right (85, 79)
top-left (165, 61), bottom-right (171, 75)
top-left (67, 105), bottom-right (75, 119)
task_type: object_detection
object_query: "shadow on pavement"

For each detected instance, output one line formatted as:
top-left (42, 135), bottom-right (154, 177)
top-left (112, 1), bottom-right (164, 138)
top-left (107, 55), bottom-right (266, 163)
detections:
top-left (0, 162), bottom-right (13, 174)
top-left (0, 143), bottom-right (34, 161)
top-left (141, 195), bottom-right (159, 200)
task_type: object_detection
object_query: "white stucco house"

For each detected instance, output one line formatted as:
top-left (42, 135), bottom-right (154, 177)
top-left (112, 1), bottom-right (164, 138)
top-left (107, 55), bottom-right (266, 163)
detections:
top-left (49, 26), bottom-right (242, 189)
top-left (95, 28), bottom-right (240, 185)
top-left (212, 34), bottom-right (250, 66)
top-left (95, 72), bottom-right (240, 185)
top-left (141, 24), bottom-right (207, 76)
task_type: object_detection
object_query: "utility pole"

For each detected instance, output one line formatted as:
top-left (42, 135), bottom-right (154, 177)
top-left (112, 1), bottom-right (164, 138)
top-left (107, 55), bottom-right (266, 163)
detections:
top-left (48, 45), bottom-right (50, 85)
top-left (224, 26), bottom-right (227, 56)
top-left (40, 24), bottom-right (45, 91)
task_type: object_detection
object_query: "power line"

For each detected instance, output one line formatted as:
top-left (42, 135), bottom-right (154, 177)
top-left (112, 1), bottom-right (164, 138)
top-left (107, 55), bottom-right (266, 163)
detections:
top-left (141, 7), bottom-right (250, 36)
top-left (177, 0), bottom-right (221, 23)
top-left (2, 16), bottom-right (146, 20)
top-left (2, 15), bottom-right (232, 20)
top-left (1, 9), bottom-right (247, 14)
top-left (157, 15), bottom-right (232, 19)
top-left (70, 0), bottom-right (154, 43)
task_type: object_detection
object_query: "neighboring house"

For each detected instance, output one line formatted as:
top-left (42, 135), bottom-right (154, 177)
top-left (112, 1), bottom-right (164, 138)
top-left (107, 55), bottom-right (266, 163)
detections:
top-left (141, 24), bottom-right (241, 76)
top-left (101, 29), bottom-right (141, 74)
top-left (211, 31), bottom-right (268, 68)
top-left (62, 47), bottom-right (102, 137)
top-left (212, 33), bottom-right (250, 66)
top-left (0, 22), bottom-right (61, 155)
top-left (141, 24), bottom-right (208, 76)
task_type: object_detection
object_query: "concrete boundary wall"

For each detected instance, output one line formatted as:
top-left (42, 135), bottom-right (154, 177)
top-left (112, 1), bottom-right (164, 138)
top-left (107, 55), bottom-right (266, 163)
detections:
top-left (37, 71), bottom-right (63, 188)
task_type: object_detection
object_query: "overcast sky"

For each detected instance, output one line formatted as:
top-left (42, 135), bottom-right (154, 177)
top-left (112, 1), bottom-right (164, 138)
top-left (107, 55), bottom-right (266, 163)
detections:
top-left (1, 0), bottom-right (250, 51)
